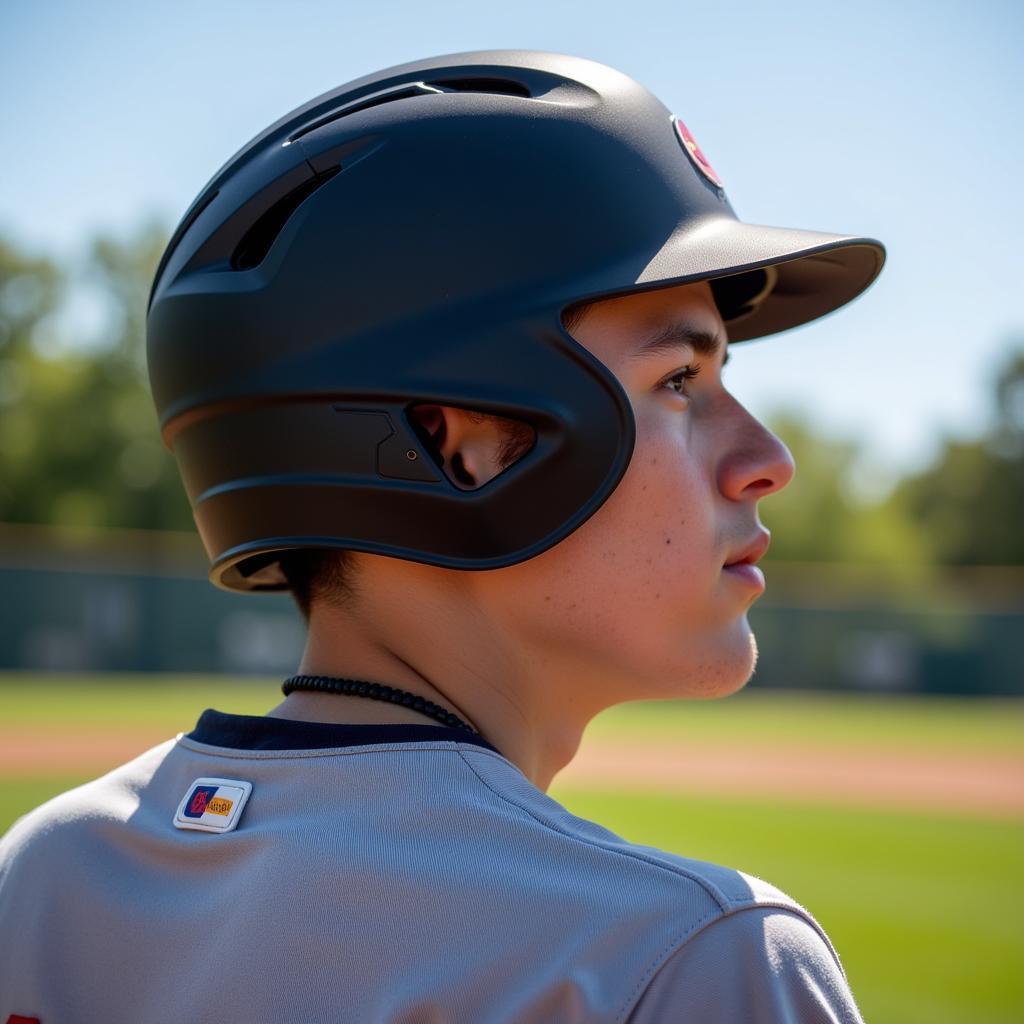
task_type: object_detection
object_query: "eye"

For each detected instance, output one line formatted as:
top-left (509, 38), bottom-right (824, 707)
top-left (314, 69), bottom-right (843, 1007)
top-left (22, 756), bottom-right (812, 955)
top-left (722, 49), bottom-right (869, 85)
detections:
top-left (660, 361), bottom-right (703, 399)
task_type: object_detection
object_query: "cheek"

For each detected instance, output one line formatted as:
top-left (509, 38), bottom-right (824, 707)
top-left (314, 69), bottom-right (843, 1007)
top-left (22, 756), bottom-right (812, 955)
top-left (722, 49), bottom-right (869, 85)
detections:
top-left (491, 418), bottom-right (719, 638)
top-left (607, 421), bottom-right (717, 579)
top-left (468, 408), bottom-right (755, 695)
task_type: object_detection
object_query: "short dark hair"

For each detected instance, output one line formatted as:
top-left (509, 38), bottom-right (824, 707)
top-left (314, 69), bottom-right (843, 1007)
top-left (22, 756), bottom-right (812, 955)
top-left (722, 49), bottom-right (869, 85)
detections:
top-left (280, 301), bottom-right (596, 623)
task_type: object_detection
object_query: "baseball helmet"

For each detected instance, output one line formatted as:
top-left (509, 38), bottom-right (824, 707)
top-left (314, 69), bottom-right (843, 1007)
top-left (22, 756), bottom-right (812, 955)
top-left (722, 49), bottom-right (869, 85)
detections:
top-left (146, 48), bottom-right (886, 593)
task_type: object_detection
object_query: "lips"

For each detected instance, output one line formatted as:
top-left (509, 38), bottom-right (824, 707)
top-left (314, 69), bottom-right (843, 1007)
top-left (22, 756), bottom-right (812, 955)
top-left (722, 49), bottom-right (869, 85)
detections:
top-left (723, 530), bottom-right (771, 568)
top-left (722, 562), bottom-right (766, 590)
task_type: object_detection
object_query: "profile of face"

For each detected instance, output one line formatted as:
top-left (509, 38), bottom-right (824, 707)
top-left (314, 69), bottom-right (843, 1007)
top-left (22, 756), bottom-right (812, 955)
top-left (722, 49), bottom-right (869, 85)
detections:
top-left (410, 279), bottom-right (796, 708)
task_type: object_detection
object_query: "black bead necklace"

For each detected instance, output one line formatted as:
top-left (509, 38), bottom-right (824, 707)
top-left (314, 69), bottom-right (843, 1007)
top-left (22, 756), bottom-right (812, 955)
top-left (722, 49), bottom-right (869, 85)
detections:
top-left (281, 674), bottom-right (482, 737)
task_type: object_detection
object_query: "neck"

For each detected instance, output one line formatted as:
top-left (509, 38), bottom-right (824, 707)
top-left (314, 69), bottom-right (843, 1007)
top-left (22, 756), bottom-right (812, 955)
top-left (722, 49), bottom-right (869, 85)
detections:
top-left (265, 559), bottom-right (615, 792)
top-left (267, 675), bottom-right (588, 793)
top-left (266, 629), bottom-right (596, 794)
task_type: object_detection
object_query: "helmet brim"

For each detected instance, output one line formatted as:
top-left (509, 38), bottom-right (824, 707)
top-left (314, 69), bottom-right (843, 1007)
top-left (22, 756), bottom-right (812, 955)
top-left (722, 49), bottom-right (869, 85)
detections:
top-left (630, 216), bottom-right (885, 343)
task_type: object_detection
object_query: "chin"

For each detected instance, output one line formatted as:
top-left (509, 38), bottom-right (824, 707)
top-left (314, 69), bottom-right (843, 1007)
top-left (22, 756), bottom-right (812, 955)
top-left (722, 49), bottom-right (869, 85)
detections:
top-left (684, 623), bottom-right (759, 701)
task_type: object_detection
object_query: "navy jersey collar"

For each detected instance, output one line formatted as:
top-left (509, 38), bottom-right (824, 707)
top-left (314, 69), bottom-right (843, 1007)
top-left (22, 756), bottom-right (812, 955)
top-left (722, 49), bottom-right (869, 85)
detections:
top-left (186, 708), bottom-right (503, 757)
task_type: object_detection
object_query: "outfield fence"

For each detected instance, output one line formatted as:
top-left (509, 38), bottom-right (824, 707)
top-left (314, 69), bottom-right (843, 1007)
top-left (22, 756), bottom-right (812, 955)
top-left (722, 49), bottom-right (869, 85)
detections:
top-left (1, 521), bottom-right (1021, 695)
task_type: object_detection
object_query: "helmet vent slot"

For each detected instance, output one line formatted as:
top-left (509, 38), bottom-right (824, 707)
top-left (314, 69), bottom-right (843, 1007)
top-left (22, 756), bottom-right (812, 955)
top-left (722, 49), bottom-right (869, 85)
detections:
top-left (288, 78), bottom-right (532, 144)
top-left (289, 83), bottom-right (443, 142)
top-left (429, 77), bottom-right (532, 98)
top-left (327, 83), bottom-right (437, 119)
top-left (230, 166), bottom-right (341, 271)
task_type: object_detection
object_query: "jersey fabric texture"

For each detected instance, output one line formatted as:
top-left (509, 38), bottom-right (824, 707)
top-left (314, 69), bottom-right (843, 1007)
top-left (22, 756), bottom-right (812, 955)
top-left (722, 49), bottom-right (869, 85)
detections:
top-left (0, 710), bottom-right (866, 1023)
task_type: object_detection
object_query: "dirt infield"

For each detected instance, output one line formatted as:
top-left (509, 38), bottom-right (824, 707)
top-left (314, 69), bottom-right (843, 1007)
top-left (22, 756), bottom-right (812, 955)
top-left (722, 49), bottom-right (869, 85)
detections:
top-left (554, 740), bottom-right (1024, 818)
top-left (0, 730), bottom-right (174, 779)
top-left (3, 728), bottom-right (1021, 818)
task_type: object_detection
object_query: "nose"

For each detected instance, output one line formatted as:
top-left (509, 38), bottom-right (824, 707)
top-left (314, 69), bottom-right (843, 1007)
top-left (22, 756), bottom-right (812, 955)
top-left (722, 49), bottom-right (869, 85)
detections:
top-left (716, 396), bottom-right (796, 502)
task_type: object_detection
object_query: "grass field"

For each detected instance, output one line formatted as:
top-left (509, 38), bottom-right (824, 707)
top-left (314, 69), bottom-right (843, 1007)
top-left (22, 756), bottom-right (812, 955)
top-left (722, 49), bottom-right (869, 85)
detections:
top-left (1, 672), bottom-right (1021, 1023)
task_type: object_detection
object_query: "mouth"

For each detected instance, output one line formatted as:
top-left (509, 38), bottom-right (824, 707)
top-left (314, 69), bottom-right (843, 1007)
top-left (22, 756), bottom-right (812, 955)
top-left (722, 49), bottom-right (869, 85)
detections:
top-left (722, 531), bottom-right (770, 590)
top-left (722, 561), bottom-right (766, 590)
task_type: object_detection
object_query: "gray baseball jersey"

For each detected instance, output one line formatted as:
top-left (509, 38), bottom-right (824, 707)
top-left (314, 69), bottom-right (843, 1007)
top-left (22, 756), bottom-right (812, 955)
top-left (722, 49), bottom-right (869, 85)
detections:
top-left (0, 709), bottom-right (866, 1022)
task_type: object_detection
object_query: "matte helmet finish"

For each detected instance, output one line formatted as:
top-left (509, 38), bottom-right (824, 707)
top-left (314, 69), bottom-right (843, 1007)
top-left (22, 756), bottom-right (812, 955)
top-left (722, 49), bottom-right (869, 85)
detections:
top-left (146, 48), bottom-right (886, 593)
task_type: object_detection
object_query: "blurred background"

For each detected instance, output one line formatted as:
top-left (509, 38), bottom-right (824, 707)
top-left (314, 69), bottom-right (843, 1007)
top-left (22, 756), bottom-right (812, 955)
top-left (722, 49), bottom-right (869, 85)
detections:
top-left (1, 2), bottom-right (1021, 1021)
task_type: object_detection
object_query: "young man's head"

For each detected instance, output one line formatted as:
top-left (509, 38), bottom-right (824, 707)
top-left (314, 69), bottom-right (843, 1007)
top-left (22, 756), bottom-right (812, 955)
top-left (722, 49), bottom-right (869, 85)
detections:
top-left (147, 50), bottom-right (884, 789)
top-left (274, 278), bottom-right (793, 788)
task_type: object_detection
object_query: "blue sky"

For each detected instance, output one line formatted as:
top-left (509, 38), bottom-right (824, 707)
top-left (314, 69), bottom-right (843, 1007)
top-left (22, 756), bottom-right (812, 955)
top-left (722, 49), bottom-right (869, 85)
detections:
top-left (2, 0), bottom-right (1021, 501)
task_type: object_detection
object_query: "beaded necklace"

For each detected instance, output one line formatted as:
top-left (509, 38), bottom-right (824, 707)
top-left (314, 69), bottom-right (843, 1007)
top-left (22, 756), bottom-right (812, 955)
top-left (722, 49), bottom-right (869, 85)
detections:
top-left (281, 674), bottom-right (482, 737)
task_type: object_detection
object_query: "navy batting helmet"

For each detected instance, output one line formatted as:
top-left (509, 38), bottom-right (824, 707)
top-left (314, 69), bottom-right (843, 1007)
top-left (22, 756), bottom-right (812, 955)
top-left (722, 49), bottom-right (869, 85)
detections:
top-left (146, 48), bottom-right (885, 593)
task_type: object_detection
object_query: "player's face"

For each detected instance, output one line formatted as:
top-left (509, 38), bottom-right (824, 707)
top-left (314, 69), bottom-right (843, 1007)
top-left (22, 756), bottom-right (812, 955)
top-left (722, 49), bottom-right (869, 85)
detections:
top-left (472, 279), bottom-right (795, 707)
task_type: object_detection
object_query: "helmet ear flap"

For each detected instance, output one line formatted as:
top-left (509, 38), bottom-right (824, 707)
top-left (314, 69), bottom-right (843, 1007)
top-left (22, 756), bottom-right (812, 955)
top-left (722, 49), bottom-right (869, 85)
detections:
top-left (407, 404), bottom-right (538, 491)
top-left (406, 404), bottom-right (448, 470)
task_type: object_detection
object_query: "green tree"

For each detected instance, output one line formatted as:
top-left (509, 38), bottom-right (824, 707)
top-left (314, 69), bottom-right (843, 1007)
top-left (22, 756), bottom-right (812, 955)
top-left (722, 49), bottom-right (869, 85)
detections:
top-left (888, 342), bottom-right (1024, 566)
top-left (759, 406), bottom-right (936, 571)
top-left (0, 224), bottom-right (193, 530)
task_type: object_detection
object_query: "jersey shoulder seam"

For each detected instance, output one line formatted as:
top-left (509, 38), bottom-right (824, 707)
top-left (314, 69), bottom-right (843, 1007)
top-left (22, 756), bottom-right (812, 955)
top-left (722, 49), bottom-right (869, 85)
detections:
top-left (454, 747), bottom-right (732, 911)
top-left (455, 747), bottom-right (849, 1008)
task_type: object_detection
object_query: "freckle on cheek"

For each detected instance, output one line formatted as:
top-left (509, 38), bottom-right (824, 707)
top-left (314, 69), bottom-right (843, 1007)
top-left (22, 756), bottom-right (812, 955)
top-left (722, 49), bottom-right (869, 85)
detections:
top-left (665, 538), bottom-right (671, 545)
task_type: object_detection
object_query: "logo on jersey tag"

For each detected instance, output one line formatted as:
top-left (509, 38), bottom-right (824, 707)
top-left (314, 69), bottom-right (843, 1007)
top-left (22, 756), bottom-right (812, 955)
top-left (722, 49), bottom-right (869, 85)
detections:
top-left (174, 777), bottom-right (252, 833)
top-left (671, 114), bottom-right (724, 190)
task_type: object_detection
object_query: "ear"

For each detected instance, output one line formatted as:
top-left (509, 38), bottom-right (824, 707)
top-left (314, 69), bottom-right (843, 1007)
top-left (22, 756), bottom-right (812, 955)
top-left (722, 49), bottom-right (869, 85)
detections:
top-left (408, 404), bottom-right (509, 490)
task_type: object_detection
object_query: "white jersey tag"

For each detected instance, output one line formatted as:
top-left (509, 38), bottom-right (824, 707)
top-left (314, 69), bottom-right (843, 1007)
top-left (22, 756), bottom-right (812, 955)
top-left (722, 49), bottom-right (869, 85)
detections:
top-left (173, 777), bottom-right (253, 833)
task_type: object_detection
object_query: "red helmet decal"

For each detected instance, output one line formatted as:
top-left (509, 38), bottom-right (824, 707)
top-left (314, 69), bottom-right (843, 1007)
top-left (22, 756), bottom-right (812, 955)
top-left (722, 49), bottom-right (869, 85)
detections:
top-left (671, 114), bottom-right (723, 189)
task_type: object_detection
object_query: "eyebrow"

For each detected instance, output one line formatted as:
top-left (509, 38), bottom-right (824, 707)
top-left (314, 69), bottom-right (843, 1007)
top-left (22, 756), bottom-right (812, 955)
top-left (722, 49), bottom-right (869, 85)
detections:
top-left (628, 323), bottom-right (730, 367)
